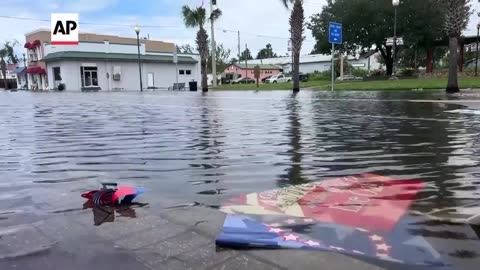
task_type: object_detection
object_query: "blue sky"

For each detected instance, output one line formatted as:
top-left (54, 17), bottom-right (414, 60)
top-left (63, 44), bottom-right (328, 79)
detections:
top-left (1, 0), bottom-right (480, 60)
top-left (0, 0), bottom-right (312, 58)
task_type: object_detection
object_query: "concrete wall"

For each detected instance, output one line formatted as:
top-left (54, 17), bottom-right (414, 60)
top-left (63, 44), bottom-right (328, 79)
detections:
top-left (46, 59), bottom-right (200, 91)
top-left (44, 42), bottom-right (146, 56)
top-left (26, 29), bottom-right (175, 53)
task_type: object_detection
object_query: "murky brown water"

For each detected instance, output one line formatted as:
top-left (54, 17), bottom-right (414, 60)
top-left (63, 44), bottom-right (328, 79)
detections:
top-left (1, 90), bottom-right (479, 269)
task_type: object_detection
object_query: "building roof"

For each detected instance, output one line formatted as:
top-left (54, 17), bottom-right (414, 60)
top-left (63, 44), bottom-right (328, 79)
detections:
top-left (42, 51), bottom-right (197, 64)
top-left (247, 53), bottom-right (378, 66)
top-left (13, 67), bottom-right (27, 74)
top-left (230, 63), bottom-right (281, 70)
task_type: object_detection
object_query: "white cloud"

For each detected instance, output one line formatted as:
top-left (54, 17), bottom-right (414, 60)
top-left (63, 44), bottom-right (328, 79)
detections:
top-left (66, 0), bottom-right (118, 12)
top-left (2, 0), bottom-right (480, 63)
top-left (0, 0), bottom-right (327, 60)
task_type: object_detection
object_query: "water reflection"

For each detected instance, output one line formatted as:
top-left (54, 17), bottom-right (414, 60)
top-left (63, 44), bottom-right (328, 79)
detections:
top-left (277, 93), bottom-right (306, 187)
top-left (1, 91), bottom-right (480, 269)
top-left (82, 200), bottom-right (148, 226)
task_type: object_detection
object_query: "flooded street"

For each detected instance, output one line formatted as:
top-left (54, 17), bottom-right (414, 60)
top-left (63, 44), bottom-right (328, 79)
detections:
top-left (1, 90), bottom-right (480, 269)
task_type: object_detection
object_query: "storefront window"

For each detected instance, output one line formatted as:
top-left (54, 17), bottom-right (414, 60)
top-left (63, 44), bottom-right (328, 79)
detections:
top-left (81, 66), bottom-right (98, 87)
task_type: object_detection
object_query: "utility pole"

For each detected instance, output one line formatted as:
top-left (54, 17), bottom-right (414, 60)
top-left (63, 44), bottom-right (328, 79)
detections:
top-left (237, 31), bottom-right (241, 80)
top-left (476, 23), bottom-right (480, 76)
top-left (210, 0), bottom-right (217, 87)
top-left (340, 51), bottom-right (344, 79)
top-left (245, 43), bottom-right (248, 78)
top-left (331, 43), bottom-right (334, 91)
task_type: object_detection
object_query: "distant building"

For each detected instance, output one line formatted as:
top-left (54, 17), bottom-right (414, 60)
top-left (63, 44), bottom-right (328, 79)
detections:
top-left (0, 64), bottom-right (18, 80)
top-left (246, 52), bottom-right (382, 74)
top-left (224, 63), bottom-right (282, 80)
top-left (25, 29), bottom-right (201, 91)
top-left (13, 67), bottom-right (28, 89)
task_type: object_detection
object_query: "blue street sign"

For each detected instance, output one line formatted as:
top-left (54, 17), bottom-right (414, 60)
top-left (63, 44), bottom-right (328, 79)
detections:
top-left (329, 22), bottom-right (342, 44)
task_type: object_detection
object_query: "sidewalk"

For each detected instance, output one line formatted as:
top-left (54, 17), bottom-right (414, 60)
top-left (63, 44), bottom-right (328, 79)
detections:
top-left (0, 203), bottom-right (394, 270)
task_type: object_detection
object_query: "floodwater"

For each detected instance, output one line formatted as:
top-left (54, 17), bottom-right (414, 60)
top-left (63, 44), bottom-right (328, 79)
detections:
top-left (1, 90), bottom-right (480, 269)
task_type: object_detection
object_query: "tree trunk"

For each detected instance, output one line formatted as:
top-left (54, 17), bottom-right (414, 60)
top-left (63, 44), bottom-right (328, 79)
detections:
top-left (293, 51), bottom-right (300, 92)
top-left (201, 61), bottom-right (208, 92)
top-left (458, 39), bottom-right (464, 73)
top-left (426, 47), bottom-right (433, 73)
top-left (446, 36), bottom-right (460, 93)
top-left (385, 58), bottom-right (393, 77)
top-left (196, 27), bottom-right (209, 92)
top-left (289, 0), bottom-right (304, 93)
top-left (0, 59), bottom-right (7, 90)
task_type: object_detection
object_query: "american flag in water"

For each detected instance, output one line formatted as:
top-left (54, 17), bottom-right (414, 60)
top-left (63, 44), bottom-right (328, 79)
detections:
top-left (216, 174), bottom-right (447, 267)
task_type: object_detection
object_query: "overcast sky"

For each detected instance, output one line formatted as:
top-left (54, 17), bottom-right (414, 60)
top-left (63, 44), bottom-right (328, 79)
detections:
top-left (0, 0), bottom-right (479, 59)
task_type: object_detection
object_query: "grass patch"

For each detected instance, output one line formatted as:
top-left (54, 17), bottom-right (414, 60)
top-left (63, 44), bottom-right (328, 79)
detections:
top-left (215, 77), bottom-right (480, 91)
top-left (214, 80), bottom-right (329, 90)
top-left (317, 77), bottom-right (480, 91)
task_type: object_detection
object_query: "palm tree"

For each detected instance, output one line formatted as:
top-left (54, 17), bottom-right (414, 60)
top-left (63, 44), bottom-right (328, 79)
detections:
top-left (182, 6), bottom-right (222, 92)
top-left (445, 0), bottom-right (471, 93)
top-left (281, 0), bottom-right (305, 93)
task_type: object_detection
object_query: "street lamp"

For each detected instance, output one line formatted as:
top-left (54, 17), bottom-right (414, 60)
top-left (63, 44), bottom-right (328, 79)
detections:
top-left (222, 29), bottom-right (241, 79)
top-left (476, 23), bottom-right (480, 77)
top-left (391, 0), bottom-right (400, 79)
top-left (22, 53), bottom-right (28, 89)
top-left (134, 24), bottom-right (143, 92)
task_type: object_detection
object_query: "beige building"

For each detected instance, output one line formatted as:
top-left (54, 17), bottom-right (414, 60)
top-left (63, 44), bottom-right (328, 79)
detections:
top-left (24, 29), bottom-right (177, 90)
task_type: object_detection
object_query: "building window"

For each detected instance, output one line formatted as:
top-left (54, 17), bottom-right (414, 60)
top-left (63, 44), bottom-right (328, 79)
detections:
top-left (186, 70), bottom-right (191, 75)
top-left (53, 67), bottom-right (61, 81)
top-left (80, 66), bottom-right (98, 87)
top-left (179, 70), bottom-right (185, 75)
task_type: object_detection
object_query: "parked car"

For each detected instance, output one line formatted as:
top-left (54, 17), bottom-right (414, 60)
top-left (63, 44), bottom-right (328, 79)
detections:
top-left (231, 77), bottom-right (243, 84)
top-left (336, 74), bottom-right (363, 81)
top-left (299, 73), bottom-right (309, 82)
top-left (262, 75), bottom-right (273, 83)
top-left (266, 74), bottom-right (292, 83)
top-left (233, 77), bottom-right (255, 84)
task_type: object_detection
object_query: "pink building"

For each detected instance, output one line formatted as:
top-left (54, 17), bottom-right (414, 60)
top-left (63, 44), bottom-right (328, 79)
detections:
top-left (224, 63), bottom-right (282, 80)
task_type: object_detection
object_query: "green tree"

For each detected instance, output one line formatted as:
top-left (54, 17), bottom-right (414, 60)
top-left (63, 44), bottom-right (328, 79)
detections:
top-left (256, 43), bottom-right (278, 59)
top-left (308, 0), bottom-right (446, 76)
top-left (0, 40), bottom-right (19, 90)
top-left (281, 0), bottom-right (305, 93)
top-left (445, 0), bottom-right (471, 93)
top-left (181, 6), bottom-right (222, 92)
top-left (208, 43), bottom-right (231, 74)
top-left (396, 46), bottom-right (448, 70)
top-left (239, 48), bottom-right (253, 61)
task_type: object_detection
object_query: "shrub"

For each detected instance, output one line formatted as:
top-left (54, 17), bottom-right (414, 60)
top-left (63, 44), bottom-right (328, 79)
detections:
top-left (309, 70), bottom-right (331, 81)
top-left (400, 68), bottom-right (416, 77)
top-left (351, 68), bottom-right (368, 78)
top-left (370, 68), bottom-right (386, 77)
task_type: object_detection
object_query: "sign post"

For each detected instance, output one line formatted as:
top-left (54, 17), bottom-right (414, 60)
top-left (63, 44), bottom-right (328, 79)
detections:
top-left (329, 22), bottom-right (342, 91)
top-left (254, 65), bottom-right (260, 89)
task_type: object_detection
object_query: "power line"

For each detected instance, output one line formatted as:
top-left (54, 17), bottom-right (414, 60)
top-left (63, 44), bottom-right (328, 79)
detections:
top-left (0, 15), bottom-right (317, 43)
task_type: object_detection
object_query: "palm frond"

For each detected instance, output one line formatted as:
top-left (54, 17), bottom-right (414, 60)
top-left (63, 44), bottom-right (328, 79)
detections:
top-left (209, 9), bottom-right (222, 22)
top-left (182, 6), bottom-right (208, 28)
top-left (280, 0), bottom-right (298, 8)
top-left (182, 6), bottom-right (198, 28)
top-left (445, 0), bottom-right (472, 36)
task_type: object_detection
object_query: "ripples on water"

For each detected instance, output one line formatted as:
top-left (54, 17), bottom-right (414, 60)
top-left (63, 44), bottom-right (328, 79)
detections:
top-left (1, 90), bottom-right (480, 267)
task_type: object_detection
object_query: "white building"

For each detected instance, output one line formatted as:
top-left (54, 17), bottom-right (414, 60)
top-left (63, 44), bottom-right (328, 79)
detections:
top-left (41, 41), bottom-right (200, 91)
top-left (247, 52), bottom-right (381, 74)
